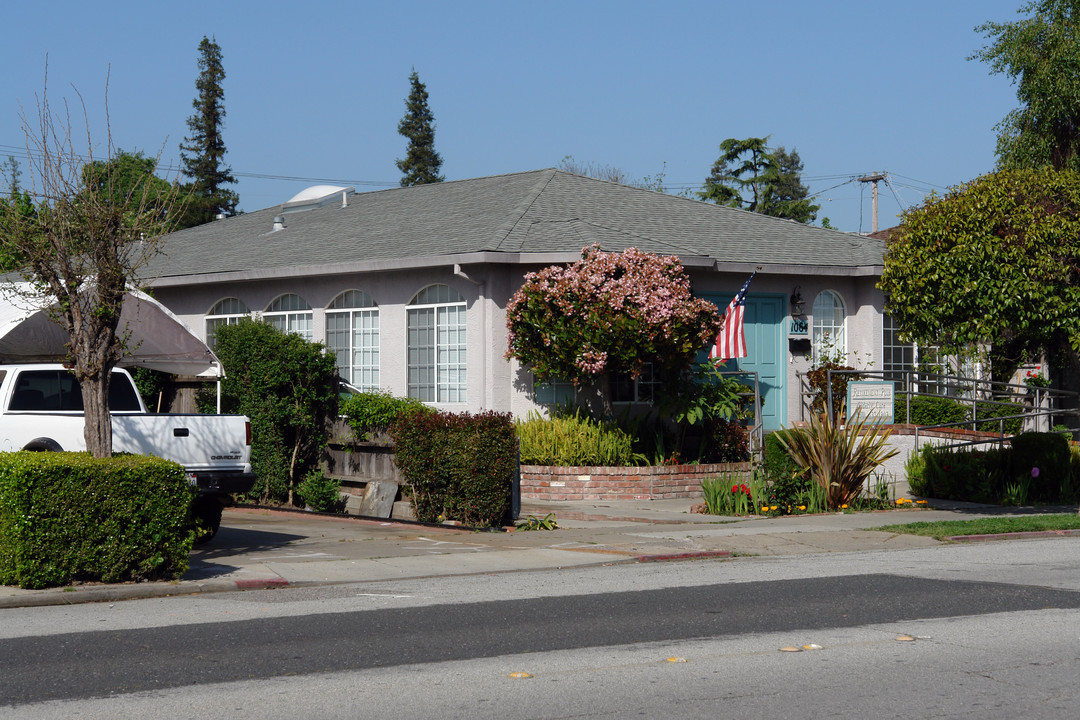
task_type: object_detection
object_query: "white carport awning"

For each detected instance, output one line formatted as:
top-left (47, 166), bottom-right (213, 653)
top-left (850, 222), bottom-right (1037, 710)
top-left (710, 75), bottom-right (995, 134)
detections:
top-left (0, 283), bottom-right (222, 378)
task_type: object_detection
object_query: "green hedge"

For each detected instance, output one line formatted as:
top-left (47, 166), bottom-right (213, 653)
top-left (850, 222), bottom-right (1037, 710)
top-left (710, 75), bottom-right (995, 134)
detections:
top-left (341, 390), bottom-right (434, 442)
top-left (391, 410), bottom-right (517, 527)
top-left (901, 397), bottom-right (970, 427)
top-left (913, 432), bottom-right (1076, 505)
top-left (0, 452), bottom-right (196, 589)
top-left (1009, 432), bottom-right (1071, 502)
top-left (897, 396), bottom-right (1024, 435)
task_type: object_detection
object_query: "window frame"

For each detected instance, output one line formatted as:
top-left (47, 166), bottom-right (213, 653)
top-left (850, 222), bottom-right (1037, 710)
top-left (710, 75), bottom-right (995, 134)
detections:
top-left (407, 285), bottom-right (467, 403)
top-left (812, 289), bottom-right (846, 364)
top-left (263, 293), bottom-right (314, 341)
top-left (326, 290), bottom-right (380, 391)
top-left (205, 297), bottom-right (250, 349)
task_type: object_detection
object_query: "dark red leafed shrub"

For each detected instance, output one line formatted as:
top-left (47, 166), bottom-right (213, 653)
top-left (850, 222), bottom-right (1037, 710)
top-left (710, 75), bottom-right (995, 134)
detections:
top-left (391, 410), bottom-right (517, 527)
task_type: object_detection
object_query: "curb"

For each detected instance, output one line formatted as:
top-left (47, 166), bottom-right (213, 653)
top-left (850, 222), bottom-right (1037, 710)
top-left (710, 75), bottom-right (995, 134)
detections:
top-left (635, 550), bottom-right (733, 563)
top-left (943, 528), bottom-right (1080, 543)
top-left (0, 577), bottom-right (294, 610)
top-left (0, 551), bottom-right (739, 609)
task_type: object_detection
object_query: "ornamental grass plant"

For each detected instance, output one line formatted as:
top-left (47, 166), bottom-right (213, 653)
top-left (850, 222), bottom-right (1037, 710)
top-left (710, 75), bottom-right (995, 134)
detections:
top-left (774, 408), bottom-right (898, 509)
top-left (516, 409), bottom-right (646, 466)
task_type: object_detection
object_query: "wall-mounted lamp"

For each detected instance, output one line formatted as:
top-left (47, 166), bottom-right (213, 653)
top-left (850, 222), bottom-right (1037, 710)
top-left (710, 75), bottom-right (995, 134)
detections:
top-left (790, 286), bottom-right (806, 317)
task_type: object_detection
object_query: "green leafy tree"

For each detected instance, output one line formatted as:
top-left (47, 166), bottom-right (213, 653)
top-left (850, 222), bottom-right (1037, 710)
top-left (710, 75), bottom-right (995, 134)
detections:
top-left (396, 70), bottom-right (444, 186)
top-left (80, 150), bottom-right (174, 212)
top-left (878, 167), bottom-right (1080, 381)
top-left (210, 318), bottom-right (339, 505)
top-left (179, 36), bottom-right (238, 227)
top-left (972, 1), bottom-right (1080, 172)
top-left (699, 137), bottom-right (819, 223)
top-left (0, 81), bottom-right (183, 457)
top-left (505, 245), bottom-right (721, 417)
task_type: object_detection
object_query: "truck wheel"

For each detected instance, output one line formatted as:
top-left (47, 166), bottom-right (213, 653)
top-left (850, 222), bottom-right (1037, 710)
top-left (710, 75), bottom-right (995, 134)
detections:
top-left (23, 437), bottom-right (63, 452)
top-left (193, 497), bottom-right (224, 543)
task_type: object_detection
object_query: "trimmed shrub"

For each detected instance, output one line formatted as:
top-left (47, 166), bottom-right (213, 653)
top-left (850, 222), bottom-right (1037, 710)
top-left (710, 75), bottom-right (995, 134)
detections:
top-left (897, 396), bottom-right (1024, 436)
top-left (918, 444), bottom-right (1015, 504)
top-left (901, 396), bottom-right (970, 427)
top-left (297, 470), bottom-right (346, 513)
top-left (341, 390), bottom-right (433, 442)
top-left (975, 400), bottom-right (1024, 436)
top-left (0, 452), bottom-right (195, 589)
top-left (905, 446), bottom-right (929, 496)
top-left (1009, 432), bottom-right (1070, 502)
top-left (391, 410), bottom-right (517, 527)
top-left (516, 410), bottom-right (644, 466)
top-left (762, 430), bottom-right (815, 509)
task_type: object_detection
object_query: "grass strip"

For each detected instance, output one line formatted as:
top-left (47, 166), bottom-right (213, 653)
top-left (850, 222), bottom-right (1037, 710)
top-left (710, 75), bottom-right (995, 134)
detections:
top-left (874, 514), bottom-right (1080, 540)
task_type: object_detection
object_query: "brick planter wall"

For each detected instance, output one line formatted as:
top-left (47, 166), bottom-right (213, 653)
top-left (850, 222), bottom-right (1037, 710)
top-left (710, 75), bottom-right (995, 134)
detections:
top-left (520, 462), bottom-right (752, 501)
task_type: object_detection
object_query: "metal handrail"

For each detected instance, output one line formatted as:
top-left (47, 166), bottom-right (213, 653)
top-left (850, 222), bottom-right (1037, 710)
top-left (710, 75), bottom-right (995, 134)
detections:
top-left (718, 370), bottom-right (764, 466)
top-left (796, 367), bottom-right (1079, 436)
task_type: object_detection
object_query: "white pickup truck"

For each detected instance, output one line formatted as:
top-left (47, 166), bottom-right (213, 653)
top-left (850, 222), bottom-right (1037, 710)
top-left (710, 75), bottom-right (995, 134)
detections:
top-left (0, 363), bottom-right (255, 538)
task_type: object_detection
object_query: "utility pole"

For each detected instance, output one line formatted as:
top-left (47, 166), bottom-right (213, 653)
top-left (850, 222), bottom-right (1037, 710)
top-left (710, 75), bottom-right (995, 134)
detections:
top-left (858, 172), bottom-right (886, 233)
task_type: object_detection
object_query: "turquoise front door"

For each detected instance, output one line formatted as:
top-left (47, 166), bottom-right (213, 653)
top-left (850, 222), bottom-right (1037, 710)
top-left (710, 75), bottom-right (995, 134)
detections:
top-left (703, 293), bottom-right (786, 432)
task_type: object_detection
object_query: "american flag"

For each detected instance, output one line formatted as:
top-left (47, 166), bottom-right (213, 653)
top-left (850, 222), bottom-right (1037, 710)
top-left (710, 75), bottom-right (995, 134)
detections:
top-left (710, 271), bottom-right (757, 361)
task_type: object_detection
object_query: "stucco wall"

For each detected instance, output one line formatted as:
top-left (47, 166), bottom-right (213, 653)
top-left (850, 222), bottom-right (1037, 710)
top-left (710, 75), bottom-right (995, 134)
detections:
top-left (151, 262), bottom-right (885, 427)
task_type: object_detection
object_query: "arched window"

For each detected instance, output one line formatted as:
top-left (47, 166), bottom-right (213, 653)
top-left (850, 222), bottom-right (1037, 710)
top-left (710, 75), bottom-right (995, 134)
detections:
top-left (326, 290), bottom-right (380, 390)
top-left (407, 284), bottom-right (466, 402)
top-left (264, 294), bottom-right (313, 341)
top-left (206, 298), bottom-right (250, 348)
top-left (812, 290), bottom-right (846, 363)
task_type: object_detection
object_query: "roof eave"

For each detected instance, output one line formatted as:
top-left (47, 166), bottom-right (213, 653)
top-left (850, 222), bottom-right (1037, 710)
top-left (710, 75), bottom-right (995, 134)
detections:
top-left (144, 252), bottom-right (882, 288)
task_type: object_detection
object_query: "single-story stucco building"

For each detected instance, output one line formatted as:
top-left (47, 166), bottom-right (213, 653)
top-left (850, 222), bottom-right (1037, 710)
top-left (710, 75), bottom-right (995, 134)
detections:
top-left (145, 169), bottom-right (893, 432)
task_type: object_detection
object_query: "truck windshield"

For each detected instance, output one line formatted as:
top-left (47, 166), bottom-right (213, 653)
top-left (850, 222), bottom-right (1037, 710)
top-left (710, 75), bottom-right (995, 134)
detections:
top-left (8, 370), bottom-right (142, 412)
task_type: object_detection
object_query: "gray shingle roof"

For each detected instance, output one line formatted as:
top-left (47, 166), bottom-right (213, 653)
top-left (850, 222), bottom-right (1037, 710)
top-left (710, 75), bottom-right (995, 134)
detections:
top-left (149, 169), bottom-right (884, 282)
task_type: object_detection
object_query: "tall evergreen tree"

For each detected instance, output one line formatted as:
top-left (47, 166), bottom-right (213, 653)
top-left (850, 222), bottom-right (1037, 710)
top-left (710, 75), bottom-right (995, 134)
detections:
top-left (396, 70), bottom-right (444, 186)
top-left (2, 155), bottom-right (21, 199)
top-left (179, 36), bottom-right (238, 227)
top-left (759, 146), bottom-right (818, 222)
top-left (699, 137), bottom-right (819, 223)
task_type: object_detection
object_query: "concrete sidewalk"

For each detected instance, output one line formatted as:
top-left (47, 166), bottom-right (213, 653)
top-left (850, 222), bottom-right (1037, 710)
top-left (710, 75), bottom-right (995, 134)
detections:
top-left (2, 498), bottom-right (1077, 608)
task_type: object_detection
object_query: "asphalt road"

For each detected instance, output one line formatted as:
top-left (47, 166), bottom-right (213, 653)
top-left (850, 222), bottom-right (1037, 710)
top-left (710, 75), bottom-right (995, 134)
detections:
top-left (3, 537), bottom-right (1080, 718)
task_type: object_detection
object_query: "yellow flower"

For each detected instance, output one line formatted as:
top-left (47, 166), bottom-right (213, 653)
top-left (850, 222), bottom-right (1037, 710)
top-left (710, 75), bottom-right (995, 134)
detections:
top-left (916, 500), bottom-right (928, 505)
top-left (841, 504), bottom-right (848, 509)
top-left (798, 505), bottom-right (806, 511)
top-left (770, 505), bottom-right (778, 511)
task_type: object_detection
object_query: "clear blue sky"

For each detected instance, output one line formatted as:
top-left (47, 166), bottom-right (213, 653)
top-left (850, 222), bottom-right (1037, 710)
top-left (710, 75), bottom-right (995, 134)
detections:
top-left (1, 0), bottom-right (1025, 233)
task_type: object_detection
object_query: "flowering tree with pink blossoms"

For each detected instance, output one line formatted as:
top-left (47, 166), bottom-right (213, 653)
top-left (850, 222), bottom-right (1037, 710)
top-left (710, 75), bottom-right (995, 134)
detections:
top-left (506, 245), bottom-right (722, 416)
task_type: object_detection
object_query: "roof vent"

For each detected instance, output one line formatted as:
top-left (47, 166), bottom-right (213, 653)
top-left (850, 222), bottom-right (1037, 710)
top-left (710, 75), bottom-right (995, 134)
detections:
top-left (271, 216), bottom-right (286, 232)
top-left (281, 185), bottom-right (356, 214)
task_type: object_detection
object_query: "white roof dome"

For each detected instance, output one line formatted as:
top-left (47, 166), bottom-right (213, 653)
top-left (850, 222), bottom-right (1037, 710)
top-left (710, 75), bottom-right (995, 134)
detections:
top-left (282, 184), bottom-right (356, 213)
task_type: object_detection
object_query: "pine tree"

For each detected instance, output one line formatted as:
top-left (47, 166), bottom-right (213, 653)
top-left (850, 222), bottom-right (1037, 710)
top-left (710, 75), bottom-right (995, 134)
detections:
top-left (699, 137), bottom-right (819, 223)
top-left (179, 36), bottom-right (238, 227)
top-left (396, 70), bottom-right (444, 186)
